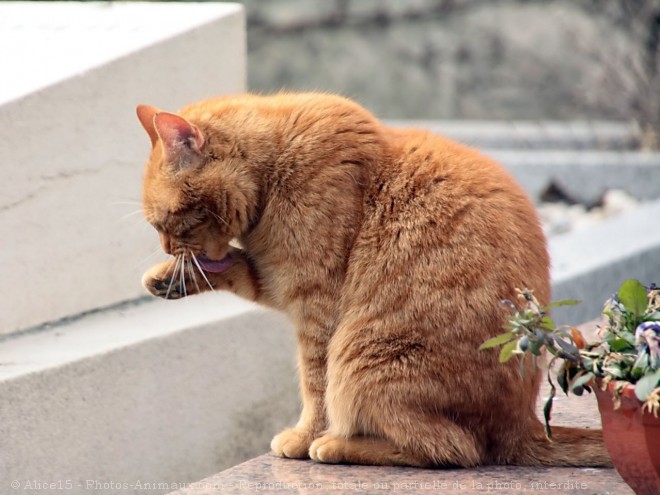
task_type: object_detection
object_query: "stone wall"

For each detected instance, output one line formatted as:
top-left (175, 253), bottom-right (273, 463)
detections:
top-left (244, 0), bottom-right (660, 126)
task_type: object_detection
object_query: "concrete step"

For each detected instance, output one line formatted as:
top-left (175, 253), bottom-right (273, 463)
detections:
top-left (0, 1), bottom-right (245, 336)
top-left (1, 2), bottom-right (248, 493)
top-left (491, 150), bottom-right (660, 205)
top-left (387, 119), bottom-right (643, 150)
top-left (0, 293), bottom-right (298, 495)
top-left (551, 197), bottom-right (660, 325)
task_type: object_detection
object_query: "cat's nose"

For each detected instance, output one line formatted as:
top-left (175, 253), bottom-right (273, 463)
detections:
top-left (159, 232), bottom-right (172, 255)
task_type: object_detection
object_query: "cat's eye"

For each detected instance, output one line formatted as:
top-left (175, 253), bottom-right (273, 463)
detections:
top-left (149, 220), bottom-right (165, 233)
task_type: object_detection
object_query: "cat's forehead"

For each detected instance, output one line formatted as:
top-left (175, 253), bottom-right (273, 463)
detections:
top-left (144, 187), bottom-right (181, 219)
top-left (142, 167), bottom-right (187, 216)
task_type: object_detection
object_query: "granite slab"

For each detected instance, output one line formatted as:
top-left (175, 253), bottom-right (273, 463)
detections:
top-left (169, 454), bottom-right (631, 495)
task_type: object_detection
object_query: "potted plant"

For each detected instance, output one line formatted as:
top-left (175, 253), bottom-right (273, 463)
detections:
top-left (481, 279), bottom-right (660, 495)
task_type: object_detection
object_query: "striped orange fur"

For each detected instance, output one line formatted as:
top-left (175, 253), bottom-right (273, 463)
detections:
top-left (137, 93), bottom-right (610, 467)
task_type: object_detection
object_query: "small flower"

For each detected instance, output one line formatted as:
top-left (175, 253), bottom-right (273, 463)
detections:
top-left (642, 387), bottom-right (660, 418)
top-left (516, 289), bottom-right (542, 315)
top-left (647, 288), bottom-right (660, 313)
top-left (602, 296), bottom-right (627, 333)
top-left (612, 381), bottom-right (628, 410)
top-left (635, 321), bottom-right (660, 362)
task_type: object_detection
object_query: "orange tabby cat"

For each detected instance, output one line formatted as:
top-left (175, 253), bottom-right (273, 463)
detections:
top-left (136, 93), bottom-right (610, 467)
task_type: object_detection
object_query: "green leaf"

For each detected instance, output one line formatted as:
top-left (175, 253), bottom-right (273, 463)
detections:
top-left (555, 336), bottom-right (578, 356)
top-left (580, 357), bottom-right (594, 371)
top-left (610, 338), bottom-right (633, 352)
top-left (571, 372), bottom-right (595, 392)
top-left (557, 367), bottom-right (569, 395)
top-left (540, 316), bottom-right (556, 330)
top-left (479, 332), bottom-right (516, 350)
top-left (644, 311), bottom-right (660, 321)
top-left (547, 299), bottom-right (581, 308)
top-left (634, 369), bottom-right (660, 402)
top-left (543, 375), bottom-right (556, 438)
top-left (618, 279), bottom-right (648, 318)
top-left (618, 330), bottom-right (636, 345)
top-left (603, 365), bottom-right (624, 378)
top-left (528, 339), bottom-right (542, 356)
top-left (631, 351), bottom-right (650, 379)
top-left (499, 340), bottom-right (519, 363)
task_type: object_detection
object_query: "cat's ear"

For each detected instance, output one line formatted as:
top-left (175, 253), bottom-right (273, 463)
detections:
top-left (153, 112), bottom-right (205, 166)
top-left (136, 104), bottom-right (162, 147)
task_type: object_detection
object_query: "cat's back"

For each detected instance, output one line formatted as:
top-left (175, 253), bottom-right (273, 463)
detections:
top-left (351, 124), bottom-right (550, 309)
top-left (370, 126), bottom-right (542, 240)
top-left (383, 127), bottom-right (530, 207)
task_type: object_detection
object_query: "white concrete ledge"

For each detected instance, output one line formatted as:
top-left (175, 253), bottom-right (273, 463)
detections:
top-left (0, 2), bottom-right (246, 336)
top-left (387, 119), bottom-right (642, 150)
top-left (389, 120), bottom-right (660, 205)
top-left (550, 198), bottom-right (660, 325)
top-left (491, 150), bottom-right (660, 205)
top-left (1, 293), bottom-right (298, 495)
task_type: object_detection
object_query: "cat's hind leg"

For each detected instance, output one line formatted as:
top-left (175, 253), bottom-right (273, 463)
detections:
top-left (310, 412), bottom-right (483, 468)
top-left (316, 322), bottom-right (486, 467)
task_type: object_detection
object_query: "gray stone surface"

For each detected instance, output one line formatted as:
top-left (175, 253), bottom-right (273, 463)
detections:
top-left (168, 455), bottom-right (631, 495)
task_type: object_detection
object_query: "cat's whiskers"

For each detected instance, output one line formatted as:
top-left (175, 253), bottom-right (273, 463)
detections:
top-left (132, 246), bottom-right (163, 269)
top-left (165, 255), bottom-right (181, 300)
top-left (109, 200), bottom-right (151, 225)
top-left (179, 253), bottom-right (188, 299)
top-left (191, 253), bottom-right (215, 292)
top-left (119, 209), bottom-right (146, 222)
top-left (186, 253), bottom-right (201, 294)
top-left (203, 208), bottom-right (230, 229)
top-left (109, 200), bottom-right (143, 207)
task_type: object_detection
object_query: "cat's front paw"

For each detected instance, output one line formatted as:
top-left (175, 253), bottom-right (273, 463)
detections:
top-left (142, 260), bottom-right (193, 299)
top-left (271, 428), bottom-right (316, 459)
top-left (309, 434), bottom-right (346, 464)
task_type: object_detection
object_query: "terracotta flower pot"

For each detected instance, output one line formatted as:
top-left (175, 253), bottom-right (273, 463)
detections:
top-left (594, 379), bottom-right (660, 495)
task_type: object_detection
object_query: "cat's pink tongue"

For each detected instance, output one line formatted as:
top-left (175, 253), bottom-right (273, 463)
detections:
top-left (197, 254), bottom-right (233, 273)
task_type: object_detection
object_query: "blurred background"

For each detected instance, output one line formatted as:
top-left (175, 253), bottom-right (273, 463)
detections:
top-left (2, 1), bottom-right (660, 494)
top-left (154, 0), bottom-right (659, 142)
top-left (48, 0), bottom-right (660, 140)
top-left (246, 0), bottom-right (659, 131)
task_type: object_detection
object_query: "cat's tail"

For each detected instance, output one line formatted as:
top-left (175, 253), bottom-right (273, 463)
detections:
top-left (515, 426), bottom-right (612, 467)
